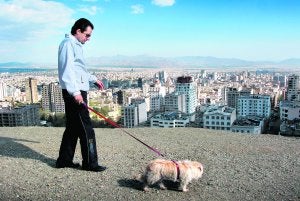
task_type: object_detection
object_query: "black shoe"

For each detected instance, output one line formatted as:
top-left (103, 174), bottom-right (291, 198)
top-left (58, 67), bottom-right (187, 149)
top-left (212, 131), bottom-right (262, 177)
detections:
top-left (56, 162), bottom-right (80, 169)
top-left (82, 165), bottom-right (107, 172)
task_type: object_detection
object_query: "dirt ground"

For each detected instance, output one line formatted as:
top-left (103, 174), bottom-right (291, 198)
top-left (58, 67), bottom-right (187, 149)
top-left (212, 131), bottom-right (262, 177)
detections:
top-left (0, 127), bottom-right (299, 201)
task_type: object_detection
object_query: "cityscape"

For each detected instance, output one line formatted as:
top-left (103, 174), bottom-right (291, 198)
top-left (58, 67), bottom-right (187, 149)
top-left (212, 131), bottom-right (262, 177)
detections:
top-left (0, 65), bottom-right (299, 136)
top-left (1, 0), bottom-right (300, 137)
top-left (1, 1), bottom-right (300, 200)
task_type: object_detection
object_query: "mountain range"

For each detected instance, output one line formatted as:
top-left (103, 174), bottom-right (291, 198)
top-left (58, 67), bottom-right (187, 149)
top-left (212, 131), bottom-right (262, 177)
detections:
top-left (86, 55), bottom-right (300, 68)
top-left (1, 56), bottom-right (300, 69)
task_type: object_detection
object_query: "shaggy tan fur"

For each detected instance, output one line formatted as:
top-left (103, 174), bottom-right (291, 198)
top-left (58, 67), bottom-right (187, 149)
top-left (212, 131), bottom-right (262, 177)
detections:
top-left (138, 159), bottom-right (203, 192)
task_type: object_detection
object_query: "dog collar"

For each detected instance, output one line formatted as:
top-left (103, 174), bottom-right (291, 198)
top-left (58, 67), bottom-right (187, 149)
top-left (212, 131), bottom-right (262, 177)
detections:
top-left (172, 160), bottom-right (180, 180)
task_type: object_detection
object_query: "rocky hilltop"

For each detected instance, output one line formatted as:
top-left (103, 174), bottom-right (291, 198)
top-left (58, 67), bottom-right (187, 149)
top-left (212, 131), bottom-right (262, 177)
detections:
top-left (0, 127), bottom-right (299, 201)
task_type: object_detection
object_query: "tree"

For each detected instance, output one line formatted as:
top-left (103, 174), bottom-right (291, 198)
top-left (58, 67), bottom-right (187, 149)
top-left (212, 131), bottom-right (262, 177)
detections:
top-left (52, 113), bottom-right (66, 127)
top-left (46, 112), bottom-right (65, 127)
top-left (100, 106), bottom-right (110, 117)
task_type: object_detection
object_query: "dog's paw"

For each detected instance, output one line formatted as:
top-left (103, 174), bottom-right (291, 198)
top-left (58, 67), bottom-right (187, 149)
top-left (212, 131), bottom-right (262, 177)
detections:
top-left (182, 188), bottom-right (189, 192)
top-left (143, 187), bottom-right (150, 192)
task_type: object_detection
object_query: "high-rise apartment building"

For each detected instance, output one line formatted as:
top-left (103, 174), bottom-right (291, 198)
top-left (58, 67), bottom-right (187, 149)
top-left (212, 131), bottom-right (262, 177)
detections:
top-left (122, 102), bottom-right (147, 128)
top-left (142, 83), bottom-right (150, 96)
top-left (163, 92), bottom-right (186, 113)
top-left (157, 71), bottom-right (168, 84)
top-left (286, 74), bottom-right (300, 101)
top-left (149, 82), bottom-right (166, 112)
top-left (41, 82), bottom-right (65, 113)
top-left (117, 90), bottom-right (126, 105)
top-left (225, 87), bottom-right (238, 108)
top-left (149, 82), bottom-right (166, 97)
top-left (175, 76), bottom-right (197, 114)
top-left (131, 97), bottom-right (150, 112)
top-left (137, 78), bottom-right (143, 88)
top-left (273, 74), bottom-right (287, 88)
top-left (122, 105), bottom-right (137, 128)
top-left (200, 70), bottom-right (207, 78)
top-left (224, 87), bottom-right (252, 108)
top-left (0, 81), bottom-right (7, 101)
top-left (25, 78), bottom-right (38, 103)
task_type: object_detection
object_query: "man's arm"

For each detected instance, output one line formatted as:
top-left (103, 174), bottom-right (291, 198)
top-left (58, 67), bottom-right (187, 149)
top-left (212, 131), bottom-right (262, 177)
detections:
top-left (87, 73), bottom-right (104, 90)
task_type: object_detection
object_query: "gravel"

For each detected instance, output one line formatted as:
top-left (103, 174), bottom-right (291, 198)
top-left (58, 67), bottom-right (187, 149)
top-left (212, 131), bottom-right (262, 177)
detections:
top-left (0, 127), bottom-right (299, 201)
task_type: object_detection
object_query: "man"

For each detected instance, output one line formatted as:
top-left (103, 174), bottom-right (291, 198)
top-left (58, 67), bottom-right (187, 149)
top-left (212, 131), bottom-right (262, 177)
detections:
top-left (56, 18), bottom-right (106, 172)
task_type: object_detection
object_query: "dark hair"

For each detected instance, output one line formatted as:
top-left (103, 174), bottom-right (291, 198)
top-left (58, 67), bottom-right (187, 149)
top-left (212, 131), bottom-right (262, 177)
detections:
top-left (71, 18), bottom-right (94, 35)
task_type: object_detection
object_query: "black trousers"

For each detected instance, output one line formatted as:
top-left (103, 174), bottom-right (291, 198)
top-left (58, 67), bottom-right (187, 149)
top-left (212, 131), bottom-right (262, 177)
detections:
top-left (56, 90), bottom-right (99, 168)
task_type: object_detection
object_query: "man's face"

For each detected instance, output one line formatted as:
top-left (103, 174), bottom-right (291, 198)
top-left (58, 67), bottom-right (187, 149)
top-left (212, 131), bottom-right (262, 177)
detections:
top-left (75, 26), bottom-right (93, 44)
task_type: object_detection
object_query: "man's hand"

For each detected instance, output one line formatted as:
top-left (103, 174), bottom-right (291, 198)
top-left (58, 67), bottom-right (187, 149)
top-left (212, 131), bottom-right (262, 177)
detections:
top-left (74, 94), bottom-right (84, 104)
top-left (94, 80), bottom-right (105, 90)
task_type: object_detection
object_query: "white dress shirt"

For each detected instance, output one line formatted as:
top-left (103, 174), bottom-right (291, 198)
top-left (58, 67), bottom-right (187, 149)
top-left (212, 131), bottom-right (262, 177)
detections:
top-left (58, 34), bottom-right (97, 96)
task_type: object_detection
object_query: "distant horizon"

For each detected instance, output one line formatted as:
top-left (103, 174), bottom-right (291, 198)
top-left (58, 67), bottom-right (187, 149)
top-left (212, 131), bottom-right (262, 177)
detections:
top-left (0, 0), bottom-right (299, 63)
top-left (0, 56), bottom-right (300, 74)
top-left (1, 54), bottom-right (300, 66)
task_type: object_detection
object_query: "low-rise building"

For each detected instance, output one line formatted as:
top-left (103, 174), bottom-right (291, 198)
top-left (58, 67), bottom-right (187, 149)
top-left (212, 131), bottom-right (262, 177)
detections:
top-left (237, 95), bottom-right (271, 118)
top-left (194, 104), bottom-right (211, 128)
top-left (203, 106), bottom-right (236, 131)
top-left (150, 112), bottom-right (190, 128)
top-left (279, 100), bottom-right (300, 136)
top-left (231, 116), bottom-right (265, 134)
top-left (279, 100), bottom-right (300, 121)
top-left (0, 104), bottom-right (39, 127)
top-left (279, 119), bottom-right (300, 136)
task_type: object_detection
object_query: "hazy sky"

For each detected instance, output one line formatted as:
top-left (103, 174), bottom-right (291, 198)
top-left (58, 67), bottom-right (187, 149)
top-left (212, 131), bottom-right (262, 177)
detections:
top-left (0, 0), bottom-right (299, 63)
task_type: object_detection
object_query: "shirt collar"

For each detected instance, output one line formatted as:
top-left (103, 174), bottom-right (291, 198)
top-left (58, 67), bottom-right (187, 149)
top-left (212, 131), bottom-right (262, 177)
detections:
top-left (66, 34), bottom-right (82, 46)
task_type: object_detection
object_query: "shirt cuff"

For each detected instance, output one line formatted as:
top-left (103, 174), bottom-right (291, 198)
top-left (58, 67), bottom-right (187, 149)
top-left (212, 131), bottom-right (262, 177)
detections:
top-left (89, 75), bottom-right (97, 82)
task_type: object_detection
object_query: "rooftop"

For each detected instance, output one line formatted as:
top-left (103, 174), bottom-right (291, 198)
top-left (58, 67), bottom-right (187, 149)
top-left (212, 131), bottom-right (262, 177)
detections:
top-left (205, 105), bottom-right (235, 115)
top-left (0, 127), bottom-right (299, 200)
top-left (280, 100), bottom-right (300, 108)
top-left (0, 105), bottom-right (38, 113)
top-left (233, 116), bottom-right (264, 126)
top-left (152, 112), bottom-right (189, 120)
top-left (176, 76), bottom-right (193, 83)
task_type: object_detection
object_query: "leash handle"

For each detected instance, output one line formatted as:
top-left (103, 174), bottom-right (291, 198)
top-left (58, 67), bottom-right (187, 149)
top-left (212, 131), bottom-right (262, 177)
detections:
top-left (82, 102), bottom-right (165, 157)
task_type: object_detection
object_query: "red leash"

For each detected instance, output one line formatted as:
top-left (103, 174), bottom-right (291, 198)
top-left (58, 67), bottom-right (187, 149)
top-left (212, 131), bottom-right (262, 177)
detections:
top-left (82, 103), bottom-right (165, 157)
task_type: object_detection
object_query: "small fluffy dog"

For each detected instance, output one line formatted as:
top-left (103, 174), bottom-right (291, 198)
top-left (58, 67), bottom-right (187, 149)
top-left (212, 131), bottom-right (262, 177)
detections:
top-left (138, 159), bottom-right (203, 192)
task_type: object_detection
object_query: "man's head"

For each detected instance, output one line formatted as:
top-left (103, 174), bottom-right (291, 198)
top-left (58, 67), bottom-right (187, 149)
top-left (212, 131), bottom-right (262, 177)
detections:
top-left (71, 18), bottom-right (94, 44)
